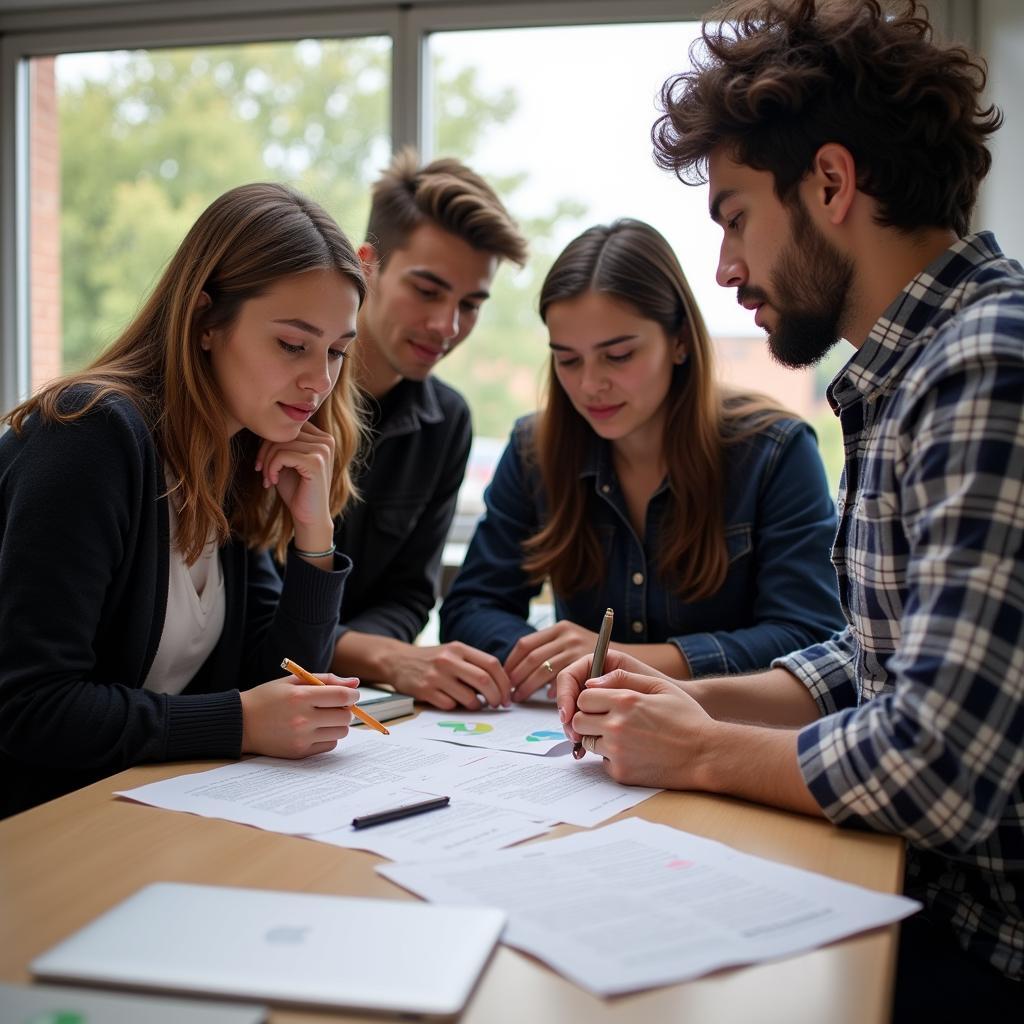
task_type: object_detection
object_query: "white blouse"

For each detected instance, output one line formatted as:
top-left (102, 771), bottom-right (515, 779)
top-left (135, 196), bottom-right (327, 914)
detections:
top-left (143, 499), bottom-right (226, 695)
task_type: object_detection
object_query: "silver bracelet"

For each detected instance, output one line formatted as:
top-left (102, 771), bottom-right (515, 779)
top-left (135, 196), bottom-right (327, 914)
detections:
top-left (294, 543), bottom-right (336, 559)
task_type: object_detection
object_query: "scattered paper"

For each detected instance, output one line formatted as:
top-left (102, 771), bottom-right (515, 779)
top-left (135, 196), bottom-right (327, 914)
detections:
top-left (378, 817), bottom-right (920, 996)
top-left (395, 706), bottom-right (571, 756)
top-left (310, 797), bottom-right (553, 860)
top-left (119, 726), bottom-right (655, 835)
top-left (415, 746), bottom-right (659, 827)
top-left (117, 730), bottom-right (466, 835)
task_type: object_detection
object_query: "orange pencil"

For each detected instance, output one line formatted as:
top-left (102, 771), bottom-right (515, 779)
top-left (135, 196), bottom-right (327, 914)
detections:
top-left (280, 657), bottom-right (390, 735)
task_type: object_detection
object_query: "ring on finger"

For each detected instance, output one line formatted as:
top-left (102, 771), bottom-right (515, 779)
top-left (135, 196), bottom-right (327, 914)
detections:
top-left (543, 659), bottom-right (555, 674)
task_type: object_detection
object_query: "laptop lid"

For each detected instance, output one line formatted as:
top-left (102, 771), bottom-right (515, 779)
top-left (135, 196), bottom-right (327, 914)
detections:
top-left (31, 882), bottom-right (505, 1019)
top-left (0, 981), bottom-right (266, 1024)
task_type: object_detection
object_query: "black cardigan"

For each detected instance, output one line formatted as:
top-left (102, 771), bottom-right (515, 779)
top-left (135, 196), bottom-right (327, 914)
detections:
top-left (0, 392), bottom-right (350, 816)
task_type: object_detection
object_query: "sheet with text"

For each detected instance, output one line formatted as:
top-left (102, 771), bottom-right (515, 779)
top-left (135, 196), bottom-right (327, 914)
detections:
top-left (115, 729), bottom-right (577, 855)
top-left (378, 817), bottom-right (920, 996)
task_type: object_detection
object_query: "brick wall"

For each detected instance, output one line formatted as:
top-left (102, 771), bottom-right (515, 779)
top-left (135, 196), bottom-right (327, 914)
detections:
top-left (714, 336), bottom-right (817, 421)
top-left (30, 56), bottom-right (62, 393)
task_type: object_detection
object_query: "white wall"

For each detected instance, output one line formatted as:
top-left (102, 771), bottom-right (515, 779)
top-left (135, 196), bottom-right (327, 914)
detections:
top-left (977, 0), bottom-right (1024, 259)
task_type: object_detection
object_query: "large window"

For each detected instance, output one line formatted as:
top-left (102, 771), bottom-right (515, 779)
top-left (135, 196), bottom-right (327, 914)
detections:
top-left (30, 37), bottom-right (391, 384)
top-left (8, 1), bottom-right (979, 489)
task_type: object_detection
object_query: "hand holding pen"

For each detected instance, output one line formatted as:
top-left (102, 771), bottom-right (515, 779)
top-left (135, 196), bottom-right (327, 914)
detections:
top-left (570, 608), bottom-right (614, 760)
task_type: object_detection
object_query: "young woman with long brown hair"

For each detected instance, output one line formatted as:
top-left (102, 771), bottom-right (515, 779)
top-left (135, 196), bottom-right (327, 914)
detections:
top-left (441, 218), bottom-right (843, 701)
top-left (0, 183), bottom-right (365, 816)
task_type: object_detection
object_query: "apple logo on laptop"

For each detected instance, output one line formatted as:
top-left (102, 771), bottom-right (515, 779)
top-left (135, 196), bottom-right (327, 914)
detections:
top-left (265, 925), bottom-right (310, 945)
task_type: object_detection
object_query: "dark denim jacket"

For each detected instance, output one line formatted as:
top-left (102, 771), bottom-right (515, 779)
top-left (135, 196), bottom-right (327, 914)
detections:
top-left (441, 414), bottom-right (844, 676)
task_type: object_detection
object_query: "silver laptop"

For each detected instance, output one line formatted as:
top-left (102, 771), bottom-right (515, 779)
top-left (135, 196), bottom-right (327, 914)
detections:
top-left (0, 981), bottom-right (266, 1023)
top-left (31, 882), bottom-right (506, 1019)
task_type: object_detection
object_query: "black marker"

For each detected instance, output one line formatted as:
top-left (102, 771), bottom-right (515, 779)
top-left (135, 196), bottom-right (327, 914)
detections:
top-left (351, 795), bottom-right (451, 829)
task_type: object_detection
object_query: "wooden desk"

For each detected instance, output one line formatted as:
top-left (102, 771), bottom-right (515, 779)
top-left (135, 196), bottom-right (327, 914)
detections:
top-left (0, 758), bottom-right (904, 1024)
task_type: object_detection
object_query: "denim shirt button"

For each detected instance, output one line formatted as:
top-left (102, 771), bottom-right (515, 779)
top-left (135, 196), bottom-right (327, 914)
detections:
top-left (632, 572), bottom-right (644, 585)
top-left (631, 620), bottom-right (644, 634)
top-left (601, 484), bottom-right (611, 494)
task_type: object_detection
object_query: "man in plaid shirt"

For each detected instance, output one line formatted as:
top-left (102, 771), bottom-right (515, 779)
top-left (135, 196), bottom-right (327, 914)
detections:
top-left (556, 1), bottom-right (1021, 1015)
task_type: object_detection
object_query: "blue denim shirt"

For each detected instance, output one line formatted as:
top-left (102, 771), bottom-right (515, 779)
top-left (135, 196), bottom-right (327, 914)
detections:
top-left (441, 414), bottom-right (843, 676)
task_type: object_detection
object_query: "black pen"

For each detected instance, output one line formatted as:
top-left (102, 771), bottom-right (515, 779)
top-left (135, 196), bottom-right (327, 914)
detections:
top-left (351, 795), bottom-right (451, 829)
top-left (572, 607), bottom-right (614, 760)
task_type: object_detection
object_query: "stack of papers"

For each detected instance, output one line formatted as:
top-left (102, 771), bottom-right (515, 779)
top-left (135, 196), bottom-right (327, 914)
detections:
top-left (117, 709), bottom-right (658, 859)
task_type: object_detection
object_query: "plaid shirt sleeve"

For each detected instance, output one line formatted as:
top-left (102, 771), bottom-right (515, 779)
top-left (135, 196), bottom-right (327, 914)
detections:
top-left (795, 307), bottom-right (1024, 852)
top-left (774, 628), bottom-right (859, 715)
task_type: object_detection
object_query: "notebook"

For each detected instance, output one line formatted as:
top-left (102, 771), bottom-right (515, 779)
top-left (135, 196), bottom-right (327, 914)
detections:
top-left (0, 981), bottom-right (266, 1023)
top-left (31, 882), bottom-right (505, 1019)
top-left (357, 684), bottom-right (414, 722)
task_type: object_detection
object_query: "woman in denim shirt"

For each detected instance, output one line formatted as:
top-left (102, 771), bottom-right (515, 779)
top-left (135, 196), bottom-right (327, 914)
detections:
top-left (441, 219), bottom-right (843, 700)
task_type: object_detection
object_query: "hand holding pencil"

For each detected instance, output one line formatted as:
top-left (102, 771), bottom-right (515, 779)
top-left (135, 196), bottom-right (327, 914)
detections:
top-left (280, 658), bottom-right (390, 735)
top-left (238, 665), bottom-right (363, 759)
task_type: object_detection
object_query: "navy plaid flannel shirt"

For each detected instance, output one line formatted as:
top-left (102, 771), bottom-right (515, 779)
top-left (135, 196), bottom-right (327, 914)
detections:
top-left (775, 233), bottom-right (1024, 980)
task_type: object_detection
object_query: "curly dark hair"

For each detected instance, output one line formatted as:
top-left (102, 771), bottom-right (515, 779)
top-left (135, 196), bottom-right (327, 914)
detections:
top-left (652, 0), bottom-right (1001, 235)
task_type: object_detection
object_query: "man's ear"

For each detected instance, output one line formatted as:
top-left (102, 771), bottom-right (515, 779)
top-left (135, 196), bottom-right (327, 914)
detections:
top-left (358, 242), bottom-right (380, 284)
top-left (805, 143), bottom-right (857, 226)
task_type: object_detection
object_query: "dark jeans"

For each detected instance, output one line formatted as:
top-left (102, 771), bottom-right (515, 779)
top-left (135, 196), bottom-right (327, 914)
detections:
top-left (892, 914), bottom-right (1020, 1021)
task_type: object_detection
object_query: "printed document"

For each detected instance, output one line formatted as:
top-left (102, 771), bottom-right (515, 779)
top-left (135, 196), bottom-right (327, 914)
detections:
top-left (419, 746), bottom-right (659, 827)
top-left (395, 706), bottom-right (571, 755)
top-left (118, 727), bottom-right (656, 835)
top-left (310, 797), bottom-right (553, 860)
top-left (378, 817), bottom-right (920, 996)
top-left (117, 730), bottom-right (473, 835)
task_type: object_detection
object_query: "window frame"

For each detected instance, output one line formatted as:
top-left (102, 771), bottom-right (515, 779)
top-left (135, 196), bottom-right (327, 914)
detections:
top-left (0, 0), bottom-right (969, 412)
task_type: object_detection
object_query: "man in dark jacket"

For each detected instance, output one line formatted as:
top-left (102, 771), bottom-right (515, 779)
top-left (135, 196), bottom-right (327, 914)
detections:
top-left (333, 149), bottom-right (527, 710)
